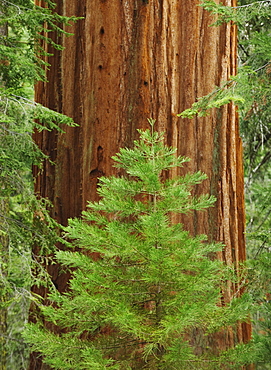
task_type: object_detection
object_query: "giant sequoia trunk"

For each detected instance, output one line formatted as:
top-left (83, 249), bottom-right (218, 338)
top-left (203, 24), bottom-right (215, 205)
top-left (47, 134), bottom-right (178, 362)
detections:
top-left (31, 0), bottom-right (251, 368)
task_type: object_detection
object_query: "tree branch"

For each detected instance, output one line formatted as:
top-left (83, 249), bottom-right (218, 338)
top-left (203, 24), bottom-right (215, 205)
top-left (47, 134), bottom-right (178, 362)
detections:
top-left (233, 0), bottom-right (271, 9)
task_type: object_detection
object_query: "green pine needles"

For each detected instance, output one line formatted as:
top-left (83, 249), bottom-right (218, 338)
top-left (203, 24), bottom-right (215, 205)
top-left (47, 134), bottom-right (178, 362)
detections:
top-left (24, 121), bottom-right (252, 369)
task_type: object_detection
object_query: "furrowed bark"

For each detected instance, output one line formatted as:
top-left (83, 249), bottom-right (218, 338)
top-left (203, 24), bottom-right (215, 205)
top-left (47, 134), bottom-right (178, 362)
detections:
top-left (31, 0), bottom-right (252, 368)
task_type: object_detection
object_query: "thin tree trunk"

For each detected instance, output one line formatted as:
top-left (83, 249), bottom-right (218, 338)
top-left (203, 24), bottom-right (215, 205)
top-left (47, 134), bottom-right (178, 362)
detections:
top-left (32, 0), bottom-right (252, 368)
top-left (0, 13), bottom-right (8, 369)
top-left (0, 199), bottom-right (8, 370)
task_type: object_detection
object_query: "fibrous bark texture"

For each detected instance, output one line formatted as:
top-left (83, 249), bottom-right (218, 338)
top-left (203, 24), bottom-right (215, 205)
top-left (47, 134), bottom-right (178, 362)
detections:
top-left (32, 0), bottom-right (251, 368)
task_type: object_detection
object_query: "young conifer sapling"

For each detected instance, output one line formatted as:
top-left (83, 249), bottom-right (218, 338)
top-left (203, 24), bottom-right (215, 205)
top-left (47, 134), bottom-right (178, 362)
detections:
top-left (24, 120), bottom-right (252, 369)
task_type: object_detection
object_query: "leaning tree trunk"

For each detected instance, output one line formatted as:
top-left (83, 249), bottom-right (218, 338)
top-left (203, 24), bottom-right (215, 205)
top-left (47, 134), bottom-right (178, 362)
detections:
top-left (31, 0), bottom-right (252, 368)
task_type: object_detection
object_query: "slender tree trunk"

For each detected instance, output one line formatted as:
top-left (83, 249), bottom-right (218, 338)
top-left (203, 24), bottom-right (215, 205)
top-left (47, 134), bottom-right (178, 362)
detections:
top-left (0, 14), bottom-right (8, 370)
top-left (0, 200), bottom-right (8, 370)
top-left (32, 0), bottom-right (252, 368)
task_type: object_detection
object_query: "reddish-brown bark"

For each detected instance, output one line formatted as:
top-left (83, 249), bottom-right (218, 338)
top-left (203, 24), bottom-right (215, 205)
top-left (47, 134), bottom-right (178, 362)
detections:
top-left (31, 0), bottom-right (252, 368)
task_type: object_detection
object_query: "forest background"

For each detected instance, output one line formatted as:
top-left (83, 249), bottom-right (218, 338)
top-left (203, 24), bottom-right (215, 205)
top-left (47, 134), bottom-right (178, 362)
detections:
top-left (1, 0), bottom-right (271, 369)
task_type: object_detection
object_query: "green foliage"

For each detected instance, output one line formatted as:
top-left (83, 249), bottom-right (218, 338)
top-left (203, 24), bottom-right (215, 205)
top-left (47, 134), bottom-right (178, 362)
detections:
top-left (178, 80), bottom-right (245, 119)
top-left (188, 1), bottom-right (271, 121)
top-left (185, 2), bottom-right (271, 368)
top-left (0, 0), bottom-right (79, 368)
top-left (234, 4), bottom-right (271, 366)
top-left (23, 122), bottom-right (253, 369)
top-left (200, 0), bottom-right (271, 28)
top-left (0, 0), bottom-right (79, 87)
top-left (199, 1), bottom-right (236, 25)
top-left (197, 0), bottom-right (271, 212)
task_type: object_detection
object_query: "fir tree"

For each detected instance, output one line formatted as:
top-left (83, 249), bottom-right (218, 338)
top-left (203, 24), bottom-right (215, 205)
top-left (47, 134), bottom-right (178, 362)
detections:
top-left (0, 1), bottom-right (78, 367)
top-left (24, 121), bottom-right (252, 369)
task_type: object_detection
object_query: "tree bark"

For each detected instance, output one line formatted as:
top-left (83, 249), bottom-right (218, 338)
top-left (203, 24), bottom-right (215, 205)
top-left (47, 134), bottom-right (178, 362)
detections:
top-left (32, 0), bottom-right (252, 368)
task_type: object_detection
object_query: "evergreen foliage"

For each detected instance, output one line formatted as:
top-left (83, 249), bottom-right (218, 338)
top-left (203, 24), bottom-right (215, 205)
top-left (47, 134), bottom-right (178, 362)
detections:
top-left (24, 122), bottom-right (253, 369)
top-left (177, 80), bottom-right (244, 119)
top-left (1, 0), bottom-right (270, 367)
top-left (0, 1), bottom-right (78, 367)
top-left (187, 1), bottom-right (271, 368)
top-left (198, 0), bottom-right (271, 191)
